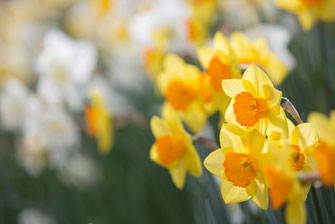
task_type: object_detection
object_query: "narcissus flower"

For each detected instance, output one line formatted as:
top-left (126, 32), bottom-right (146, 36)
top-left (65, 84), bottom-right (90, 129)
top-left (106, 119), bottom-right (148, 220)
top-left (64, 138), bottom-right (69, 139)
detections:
top-left (222, 64), bottom-right (288, 139)
top-left (204, 124), bottom-right (270, 209)
top-left (308, 111), bottom-right (335, 186)
top-left (276, 0), bottom-right (335, 31)
top-left (150, 105), bottom-right (202, 189)
top-left (157, 54), bottom-right (214, 133)
top-left (264, 142), bottom-right (307, 224)
top-left (197, 32), bottom-right (241, 121)
top-left (85, 87), bottom-right (113, 155)
top-left (230, 32), bottom-right (288, 85)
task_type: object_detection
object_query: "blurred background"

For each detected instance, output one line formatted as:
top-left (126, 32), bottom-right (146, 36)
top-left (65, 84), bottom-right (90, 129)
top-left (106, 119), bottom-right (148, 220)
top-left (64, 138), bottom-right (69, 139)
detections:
top-left (0, 0), bottom-right (334, 223)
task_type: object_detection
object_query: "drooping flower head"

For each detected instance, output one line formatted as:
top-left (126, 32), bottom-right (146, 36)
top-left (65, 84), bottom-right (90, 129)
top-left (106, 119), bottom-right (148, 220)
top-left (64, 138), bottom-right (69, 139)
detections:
top-left (150, 105), bottom-right (202, 189)
top-left (204, 124), bottom-right (270, 209)
top-left (222, 64), bottom-right (288, 140)
top-left (308, 111), bottom-right (335, 186)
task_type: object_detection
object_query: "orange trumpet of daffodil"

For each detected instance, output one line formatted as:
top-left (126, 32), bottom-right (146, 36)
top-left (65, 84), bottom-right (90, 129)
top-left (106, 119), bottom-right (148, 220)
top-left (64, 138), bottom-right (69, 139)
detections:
top-left (222, 64), bottom-right (288, 140)
top-left (150, 105), bottom-right (202, 189)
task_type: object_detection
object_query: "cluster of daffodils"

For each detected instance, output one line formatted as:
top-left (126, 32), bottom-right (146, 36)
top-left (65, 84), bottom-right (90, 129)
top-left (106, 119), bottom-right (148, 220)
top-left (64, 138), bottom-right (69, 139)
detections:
top-left (149, 32), bottom-right (335, 224)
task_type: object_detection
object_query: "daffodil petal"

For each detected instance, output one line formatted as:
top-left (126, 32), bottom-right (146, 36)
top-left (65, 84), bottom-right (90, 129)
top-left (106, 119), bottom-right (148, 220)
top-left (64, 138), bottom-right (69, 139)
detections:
top-left (169, 161), bottom-right (187, 190)
top-left (197, 48), bottom-right (216, 68)
top-left (204, 149), bottom-right (225, 178)
top-left (151, 116), bottom-right (172, 138)
top-left (308, 112), bottom-right (335, 144)
top-left (285, 199), bottom-right (306, 224)
top-left (242, 129), bottom-right (265, 157)
top-left (221, 179), bottom-right (251, 203)
top-left (222, 79), bottom-right (244, 99)
top-left (252, 173), bottom-right (269, 210)
top-left (291, 123), bottom-right (318, 149)
top-left (213, 32), bottom-right (231, 56)
top-left (184, 145), bottom-right (203, 177)
top-left (243, 64), bottom-right (273, 97)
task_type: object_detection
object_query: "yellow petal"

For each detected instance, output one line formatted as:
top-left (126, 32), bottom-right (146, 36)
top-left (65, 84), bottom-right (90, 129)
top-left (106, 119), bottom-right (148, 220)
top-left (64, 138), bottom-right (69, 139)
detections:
top-left (298, 9), bottom-right (317, 32)
top-left (320, 1), bottom-right (335, 20)
top-left (221, 179), bottom-right (251, 203)
top-left (252, 173), bottom-right (269, 210)
top-left (203, 148), bottom-right (225, 177)
top-left (150, 144), bottom-right (165, 167)
top-left (213, 32), bottom-right (232, 56)
top-left (242, 64), bottom-right (274, 98)
top-left (169, 161), bottom-right (187, 190)
top-left (220, 124), bottom-right (246, 153)
top-left (150, 116), bottom-right (171, 138)
top-left (181, 102), bottom-right (207, 133)
top-left (267, 107), bottom-right (289, 140)
top-left (164, 54), bottom-right (185, 74)
top-left (285, 199), bottom-right (306, 224)
top-left (242, 129), bottom-right (265, 157)
top-left (184, 144), bottom-right (203, 177)
top-left (197, 48), bottom-right (216, 69)
top-left (222, 79), bottom-right (244, 99)
top-left (308, 112), bottom-right (335, 144)
top-left (291, 123), bottom-right (318, 149)
top-left (263, 84), bottom-right (282, 109)
top-left (162, 104), bottom-right (185, 135)
top-left (265, 54), bottom-right (288, 86)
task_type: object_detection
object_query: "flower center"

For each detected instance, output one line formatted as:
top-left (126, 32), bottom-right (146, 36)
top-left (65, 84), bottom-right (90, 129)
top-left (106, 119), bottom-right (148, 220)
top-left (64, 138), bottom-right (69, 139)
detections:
top-left (300, 0), bottom-right (325, 6)
top-left (290, 145), bottom-right (305, 171)
top-left (223, 152), bottom-right (258, 187)
top-left (208, 56), bottom-right (233, 92)
top-left (166, 80), bottom-right (196, 110)
top-left (233, 92), bottom-right (268, 127)
top-left (155, 135), bottom-right (185, 166)
top-left (314, 142), bottom-right (335, 186)
top-left (85, 105), bottom-right (99, 137)
top-left (264, 167), bottom-right (293, 210)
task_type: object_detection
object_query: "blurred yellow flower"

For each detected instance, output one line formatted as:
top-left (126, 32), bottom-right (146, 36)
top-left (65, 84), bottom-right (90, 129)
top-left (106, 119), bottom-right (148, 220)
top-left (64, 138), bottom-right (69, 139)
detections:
top-left (276, 0), bottom-right (335, 31)
top-left (150, 105), bottom-right (202, 189)
top-left (230, 32), bottom-right (288, 85)
top-left (85, 87), bottom-right (113, 155)
top-left (157, 54), bottom-right (213, 133)
top-left (204, 124), bottom-right (270, 209)
top-left (264, 142), bottom-right (307, 224)
top-left (222, 64), bottom-right (288, 139)
top-left (197, 32), bottom-right (241, 122)
top-left (308, 111), bottom-right (335, 186)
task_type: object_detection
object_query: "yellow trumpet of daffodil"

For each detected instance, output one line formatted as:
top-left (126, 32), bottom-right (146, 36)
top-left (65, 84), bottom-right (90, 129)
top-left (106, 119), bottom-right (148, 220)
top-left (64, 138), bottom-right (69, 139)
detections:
top-left (204, 124), bottom-right (270, 209)
top-left (308, 110), bottom-right (335, 186)
top-left (222, 64), bottom-right (288, 140)
top-left (150, 105), bottom-right (202, 189)
top-left (264, 142), bottom-right (307, 224)
top-left (197, 32), bottom-right (241, 122)
top-left (276, 0), bottom-right (335, 31)
top-left (157, 54), bottom-right (214, 133)
top-left (230, 32), bottom-right (288, 85)
top-left (85, 86), bottom-right (113, 155)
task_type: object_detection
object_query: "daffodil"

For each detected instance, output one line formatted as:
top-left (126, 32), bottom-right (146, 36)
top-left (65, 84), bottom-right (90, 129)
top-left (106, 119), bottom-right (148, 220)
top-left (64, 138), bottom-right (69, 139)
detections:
top-left (230, 32), bottom-right (288, 85)
top-left (276, 0), bottom-right (335, 31)
top-left (157, 54), bottom-right (214, 133)
top-left (150, 105), bottom-right (202, 189)
top-left (197, 32), bottom-right (241, 122)
top-left (308, 111), bottom-right (335, 186)
top-left (204, 124), bottom-right (270, 209)
top-left (222, 64), bottom-right (288, 140)
top-left (264, 142), bottom-right (307, 224)
top-left (85, 86), bottom-right (113, 155)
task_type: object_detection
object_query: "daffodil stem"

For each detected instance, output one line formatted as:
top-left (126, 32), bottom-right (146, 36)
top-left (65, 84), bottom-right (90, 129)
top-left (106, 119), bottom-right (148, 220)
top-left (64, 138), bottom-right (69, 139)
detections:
top-left (192, 135), bottom-right (219, 151)
top-left (280, 97), bottom-right (303, 124)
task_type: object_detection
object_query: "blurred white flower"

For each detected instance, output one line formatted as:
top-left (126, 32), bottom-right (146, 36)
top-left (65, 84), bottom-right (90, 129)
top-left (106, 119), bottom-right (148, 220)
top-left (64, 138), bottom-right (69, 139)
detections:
top-left (18, 96), bottom-right (79, 175)
top-left (0, 78), bottom-right (30, 131)
top-left (245, 24), bottom-right (295, 70)
top-left (59, 153), bottom-right (101, 189)
top-left (36, 29), bottom-right (97, 111)
top-left (128, 0), bottom-right (191, 52)
top-left (17, 208), bottom-right (56, 224)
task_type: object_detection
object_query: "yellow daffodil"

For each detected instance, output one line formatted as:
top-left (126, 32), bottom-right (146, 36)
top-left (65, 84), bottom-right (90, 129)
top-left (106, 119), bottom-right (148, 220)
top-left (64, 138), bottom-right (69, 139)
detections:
top-left (186, 0), bottom-right (218, 46)
top-left (222, 64), bottom-right (288, 140)
top-left (85, 87), bottom-right (113, 155)
top-left (264, 142), bottom-right (307, 224)
top-left (197, 32), bottom-right (241, 122)
top-left (150, 105), bottom-right (202, 189)
top-left (230, 32), bottom-right (288, 85)
top-left (157, 54), bottom-right (214, 133)
top-left (308, 110), bottom-right (335, 186)
top-left (204, 124), bottom-right (270, 209)
top-left (276, 0), bottom-right (335, 31)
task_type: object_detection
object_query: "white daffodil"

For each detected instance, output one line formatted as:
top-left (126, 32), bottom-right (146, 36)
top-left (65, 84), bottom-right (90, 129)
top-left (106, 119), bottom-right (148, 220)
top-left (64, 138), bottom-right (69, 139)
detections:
top-left (36, 29), bottom-right (97, 111)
